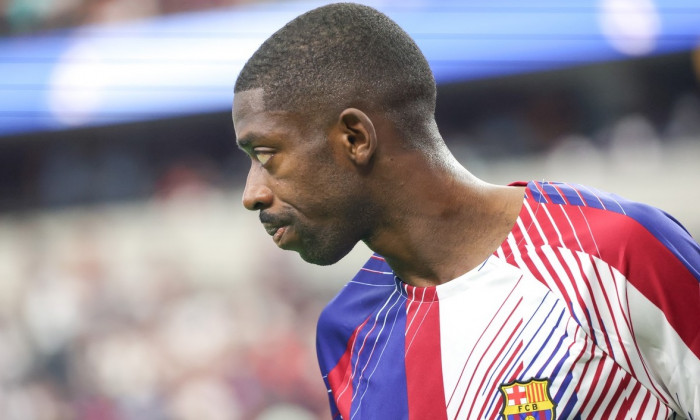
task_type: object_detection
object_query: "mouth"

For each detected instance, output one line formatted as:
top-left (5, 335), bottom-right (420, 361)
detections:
top-left (260, 211), bottom-right (294, 247)
top-left (263, 223), bottom-right (289, 245)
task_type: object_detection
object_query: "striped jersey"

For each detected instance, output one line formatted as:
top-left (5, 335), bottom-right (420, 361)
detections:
top-left (316, 181), bottom-right (700, 419)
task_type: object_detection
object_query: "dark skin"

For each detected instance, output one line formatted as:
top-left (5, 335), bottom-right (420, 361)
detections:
top-left (233, 88), bottom-right (525, 287)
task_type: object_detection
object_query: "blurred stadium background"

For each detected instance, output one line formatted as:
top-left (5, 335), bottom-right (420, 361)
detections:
top-left (1, 0), bottom-right (699, 419)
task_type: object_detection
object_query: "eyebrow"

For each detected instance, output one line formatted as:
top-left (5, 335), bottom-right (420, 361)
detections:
top-left (236, 133), bottom-right (262, 150)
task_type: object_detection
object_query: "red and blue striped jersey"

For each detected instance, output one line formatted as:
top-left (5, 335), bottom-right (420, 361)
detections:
top-left (316, 181), bottom-right (700, 419)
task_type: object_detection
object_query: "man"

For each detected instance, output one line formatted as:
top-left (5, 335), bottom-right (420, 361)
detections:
top-left (232, 3), bottom-right (699, 419)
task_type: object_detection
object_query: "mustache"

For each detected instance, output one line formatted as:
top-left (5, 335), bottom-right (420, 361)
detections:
top-left (259, 211), bottom-right (291, 226)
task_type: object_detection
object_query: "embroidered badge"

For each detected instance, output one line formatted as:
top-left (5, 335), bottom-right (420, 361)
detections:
top-left (499, 378), bottom-right (556, 420)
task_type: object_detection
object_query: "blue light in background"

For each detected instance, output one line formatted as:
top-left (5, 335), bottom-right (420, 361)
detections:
top-left (0, 0), bottom-right (699, 137)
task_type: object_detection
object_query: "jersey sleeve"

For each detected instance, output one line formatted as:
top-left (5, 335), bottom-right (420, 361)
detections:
top-left (586, 193), bottom-right (700, 418)
top-left (521, 181), bottom-right (700, 417)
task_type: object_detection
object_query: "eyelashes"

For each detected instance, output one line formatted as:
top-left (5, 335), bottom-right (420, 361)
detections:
top-left (253, 149), bottom-right (274, 165)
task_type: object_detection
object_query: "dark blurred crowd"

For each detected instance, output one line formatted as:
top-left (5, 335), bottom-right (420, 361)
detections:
top-left (1, 2), bottom-right (699, 418)
top-left (1, 0), bottom-right (262, 35)
top-left (0, 181), bottom-right (351, 419)
top-left (1, 110), bottom-right (699, 420)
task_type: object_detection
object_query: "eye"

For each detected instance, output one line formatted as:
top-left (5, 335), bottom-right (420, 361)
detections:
top-left (253, 148), bottom-right (274, 165)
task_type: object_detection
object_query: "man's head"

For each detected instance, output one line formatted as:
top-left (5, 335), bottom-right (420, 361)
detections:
top-left (233, 3), bottom-right (438, 265)
top-left (234, 2), bottom-right (436, 143)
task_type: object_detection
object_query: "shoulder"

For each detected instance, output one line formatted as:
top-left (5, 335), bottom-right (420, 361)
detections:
top-left (522, 180), bottom-right (699, 278)
top-left (316, 254), bottom-right (399, 371)
top-left (318, 254), bottom-right (396, 334)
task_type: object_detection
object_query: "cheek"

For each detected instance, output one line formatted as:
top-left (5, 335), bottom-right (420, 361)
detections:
top-left (278, 146), bottom-right (359, 215)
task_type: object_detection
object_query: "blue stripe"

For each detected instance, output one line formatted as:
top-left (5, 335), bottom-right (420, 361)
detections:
top-left (558, 384), bottom-right (579, 420)
top-left (542, 183), bottom-right (567, 205)
top-left (583, 307), bottom-right (598, 346)
top-left (482, 293), bottom-right (554, 418)
top-left (489, 307), bottom-right (567, 415)
top-left (535, 326), bottom-right (568, 379)
top-left (317, 255), bottom-right (408, 418)
top-left (482, 292), bottom-right (552, 396)
top-left (555, 183), bottom-right (585, 207)
top-left (549, 347), bottom-right (571, 386)
top-left (566, 183), bottom-right (605, 210)
top-left (554, 370), bottom-right (574, 405)
top-left (349, 290), bottom-right (408, 419)
top-left (484, 299), bottom-right (563, 415)
top-left (525, 308), bottom-right (566, 375)
top-left (529, 183), bottom-right (549, 204)
top-left (316, 255), bottom-right (397, 378)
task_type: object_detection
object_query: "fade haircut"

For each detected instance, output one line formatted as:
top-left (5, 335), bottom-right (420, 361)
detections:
top-left (234, 2), bottom-right (437, 146)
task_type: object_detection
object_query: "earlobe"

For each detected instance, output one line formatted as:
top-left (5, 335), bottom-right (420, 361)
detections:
top-left (338, 108), bottom-right (377, 166)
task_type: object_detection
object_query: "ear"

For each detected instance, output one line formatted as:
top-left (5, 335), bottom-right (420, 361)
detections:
top-left (336, 108), bottom-right (377, 166)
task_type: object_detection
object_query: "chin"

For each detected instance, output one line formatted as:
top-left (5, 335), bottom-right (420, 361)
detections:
top-left (298, 250), bottom-right (345, 266)
top-left (297, 241), bottom-right (355, 266)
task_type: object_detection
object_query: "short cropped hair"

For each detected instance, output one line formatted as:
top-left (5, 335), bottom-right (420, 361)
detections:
top-left (234, 2), bottom-right (436, 144)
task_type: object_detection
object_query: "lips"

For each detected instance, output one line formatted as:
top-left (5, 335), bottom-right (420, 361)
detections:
top-left (263, 223), bottom-right (284, 236)
top-left (260, 212), bottom-right (292, 246)
top-left (263, 223), bottom-right (281, 237)
top-left (263, 222), bottom-right (289, 246)
top-left (272, 226), bottom-right (287, 244)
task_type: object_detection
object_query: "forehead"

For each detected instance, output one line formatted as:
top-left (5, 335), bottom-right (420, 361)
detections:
top-left (232, 88), bottom-right (265, 123)
top-left (233, 88), bottom-right (308, 147)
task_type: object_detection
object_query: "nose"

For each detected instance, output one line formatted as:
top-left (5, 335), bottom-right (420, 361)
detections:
top-left (242, 165), bottom-right (273, 211)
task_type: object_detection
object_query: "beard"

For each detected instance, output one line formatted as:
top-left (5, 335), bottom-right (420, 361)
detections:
top-left (259, 210), bottom-right (354, 266)
top-left (293, 217), bottom-right (361, 266)
top-left (260, 205), bottom-right (367, 266)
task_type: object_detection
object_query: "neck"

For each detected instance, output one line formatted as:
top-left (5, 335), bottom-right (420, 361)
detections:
top-left (364, 151), bottom-right (524, 287)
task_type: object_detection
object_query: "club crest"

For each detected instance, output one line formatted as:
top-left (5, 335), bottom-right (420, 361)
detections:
top-left (499, 378), bottom-right (556, 420)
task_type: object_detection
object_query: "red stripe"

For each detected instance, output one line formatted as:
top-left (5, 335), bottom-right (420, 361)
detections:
top-left (532, 204), bottom-right (561, 248)
top-left (581, 206), bottom-right (700, 358)
top-left (486, 359), bottom-right (525, 420)
top-left (454, 298), bottom-right (523, 418)
top-left (551, 203), bottom-right (598, 255)
top-left (637, 388), bottom-right (652, 415)
top-left (468, 320), bottom-right (524, 419)
top-left (523, 244), bottom-right (580, 326)
top-left (498, 237), bottom-right (514, 262)
top-left (516, 201), bottom-right (537, 245)
top-left (511, 208), bottom-right (529, 244)
top-left (560, 323), bottom-right (587, 388)
top-left (588, 255), bottom-right (634, 370)
top-left (521, 199), bottom-right (678, 405)
top-left (550, 246), bottom-right (615, 358)
top-left (651, 397), bottom-right (661, 418)
top-left (614, 380), bottom-right (641, 418)
top-left (446, 277), bottom-right (524, 408)
top-left (573, 337), bottom-right (597, 396)
top-left (526, 202), bottom-right (552, 249)
top-left (598, 367), bottom-right (632, 418)
top-left (404, 287), bottom-right (447, 420)
top-left (621, 281), bottom-right (670, 404)
top-left (326, 316), bottom-right (371, 419)
top-left (532, 182), bottom-right (549, 204)
top-left (524, 185), bottom-right (535, 201)
top-left (577, 351), bottom-right (611, 414)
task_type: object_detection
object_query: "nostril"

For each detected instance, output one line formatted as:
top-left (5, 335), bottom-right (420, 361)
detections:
top-left (253, 200), bottom-right (266, 211)
top-left (242, 184), bottom-right (273, 211)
